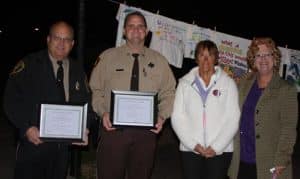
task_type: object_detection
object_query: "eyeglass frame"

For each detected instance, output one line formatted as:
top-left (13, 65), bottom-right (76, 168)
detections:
top-left (50, 35), bottom-right (73, 44)
top-left (254, 52), bottom-right (273, 60)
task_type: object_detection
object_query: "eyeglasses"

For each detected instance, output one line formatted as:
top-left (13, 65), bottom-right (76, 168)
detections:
top-left (50, 35), bottom-right (73, 43)
top-left (255, 53), bottom-right (273, 60)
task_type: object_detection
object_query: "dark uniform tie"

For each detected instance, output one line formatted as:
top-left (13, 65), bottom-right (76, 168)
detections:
top-left (130, 53), bottom-right (139, 91)
top-left (56, 61), bottom-right (65, 102)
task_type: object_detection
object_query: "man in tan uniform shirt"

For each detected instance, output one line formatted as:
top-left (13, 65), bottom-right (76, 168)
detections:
top-left (89, 11), bottom-right (176, 179)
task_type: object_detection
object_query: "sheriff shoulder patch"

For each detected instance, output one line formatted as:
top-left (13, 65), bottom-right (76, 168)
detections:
top-left (10, 60), bottom-right (25, 76)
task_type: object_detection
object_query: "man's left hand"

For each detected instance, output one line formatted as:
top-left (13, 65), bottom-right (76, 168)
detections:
top-left (150, 116), bottom-right (165, 134)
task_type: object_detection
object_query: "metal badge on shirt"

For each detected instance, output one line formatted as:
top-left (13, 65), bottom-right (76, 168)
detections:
top-left (75, 81), bottom-right (80, 91)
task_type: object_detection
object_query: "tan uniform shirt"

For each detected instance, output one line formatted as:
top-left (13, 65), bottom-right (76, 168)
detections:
top-left (89, 44), bottom-right (176, 119)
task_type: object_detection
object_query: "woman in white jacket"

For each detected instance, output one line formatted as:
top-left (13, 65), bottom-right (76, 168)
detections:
top-left (171, 40), bottom-right (240, 179)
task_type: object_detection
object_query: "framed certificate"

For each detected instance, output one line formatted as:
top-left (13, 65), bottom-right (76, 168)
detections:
top-left (110, 90), bottom-right (158, 128)
top-left (39, 103), bottom-right (88, 142)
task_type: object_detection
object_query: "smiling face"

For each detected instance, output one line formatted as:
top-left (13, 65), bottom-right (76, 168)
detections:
top-left (254, 44), bottom-right (274, 76)
top-left (47, 22), bottom-right (74, 60)
top-left (123, 14), bottom-right (148, 47)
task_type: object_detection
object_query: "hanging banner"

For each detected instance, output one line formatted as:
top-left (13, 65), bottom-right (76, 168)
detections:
top-left (214, 32), bottom-right (250, 82)
top-left (184, 25), bottom-right (213, 59)
top-left (278, 47), bottom-right (289, 78)
top-left (285, 49), bottom-right (300, 91)
top-left (149, 15), bottom-right (187, 68)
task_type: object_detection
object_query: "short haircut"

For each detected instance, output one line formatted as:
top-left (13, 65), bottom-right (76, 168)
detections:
top-left (194, 40), bottom-right (219, 64)
top-left (123, 11), bottom-right (147, 28)
top-left (49, 21), bottom-right (74, 39)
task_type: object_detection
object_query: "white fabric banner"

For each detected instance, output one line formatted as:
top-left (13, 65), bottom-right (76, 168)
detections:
top-left (285, 49), bottom-right (300, 91)
top-left (278, 47), bottom-right (289, 78)
top-left (214, 31), bottom-right (251, 82)
top-left (149, 15), bottom-right (187, 68)
top-left (184, 25), bottom-right (213, 59)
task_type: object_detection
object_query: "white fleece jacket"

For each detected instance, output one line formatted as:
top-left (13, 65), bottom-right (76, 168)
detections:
top-left (171, 66), bottom-right (240, 155)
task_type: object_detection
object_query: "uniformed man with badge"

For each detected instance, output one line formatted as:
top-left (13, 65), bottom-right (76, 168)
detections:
top-left (3, 21), bottom-right (91, 179)
top-left (89, 11), bottom-right (176, 179)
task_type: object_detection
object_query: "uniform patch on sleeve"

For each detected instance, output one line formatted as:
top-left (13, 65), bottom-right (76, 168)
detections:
top-left (10, 60), bottom-right (25, 76)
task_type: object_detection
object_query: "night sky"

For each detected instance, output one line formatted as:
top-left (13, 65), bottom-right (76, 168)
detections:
top-left (1, 0), bottom-right (300, 91)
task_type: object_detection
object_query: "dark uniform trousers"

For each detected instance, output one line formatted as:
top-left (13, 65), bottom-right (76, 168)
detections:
top-left (97, 128), bottom-right (157, 179)
top-left (14, 140), bottom-right (68, 179)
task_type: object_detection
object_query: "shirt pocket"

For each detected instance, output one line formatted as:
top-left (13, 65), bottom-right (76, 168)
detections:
top-left (109, 70), bottom-right (130, 90)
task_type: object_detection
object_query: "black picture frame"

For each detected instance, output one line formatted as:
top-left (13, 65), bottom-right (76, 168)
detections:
top-left (110, 90), bottom-right (158, 128)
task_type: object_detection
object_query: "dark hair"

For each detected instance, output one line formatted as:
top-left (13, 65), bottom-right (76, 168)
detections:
top-left (194, 40), bottom-right (219, 64)
top-left (123, 11), bottom-right (147, 28)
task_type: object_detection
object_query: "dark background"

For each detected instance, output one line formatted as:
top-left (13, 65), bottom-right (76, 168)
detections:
top-left (0, 0), bottom-right (300, 178)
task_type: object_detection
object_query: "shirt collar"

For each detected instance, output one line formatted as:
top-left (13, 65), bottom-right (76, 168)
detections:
top-left (122, 44), bottom-right (146, 57)
top-left (48, 52), bottom-right (69, 66)
top-left (193, 66), bottom-right (220, 89)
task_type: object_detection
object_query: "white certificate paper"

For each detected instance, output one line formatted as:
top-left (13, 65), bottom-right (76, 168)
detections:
top-left (40, 103), bottom-right (87, 141)
top-left (44, 109), bottom-right (80, 136)
top-left (111, 90), bottom-right (157, 127)
top-left (116, 96), bottom-right (152, 124)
